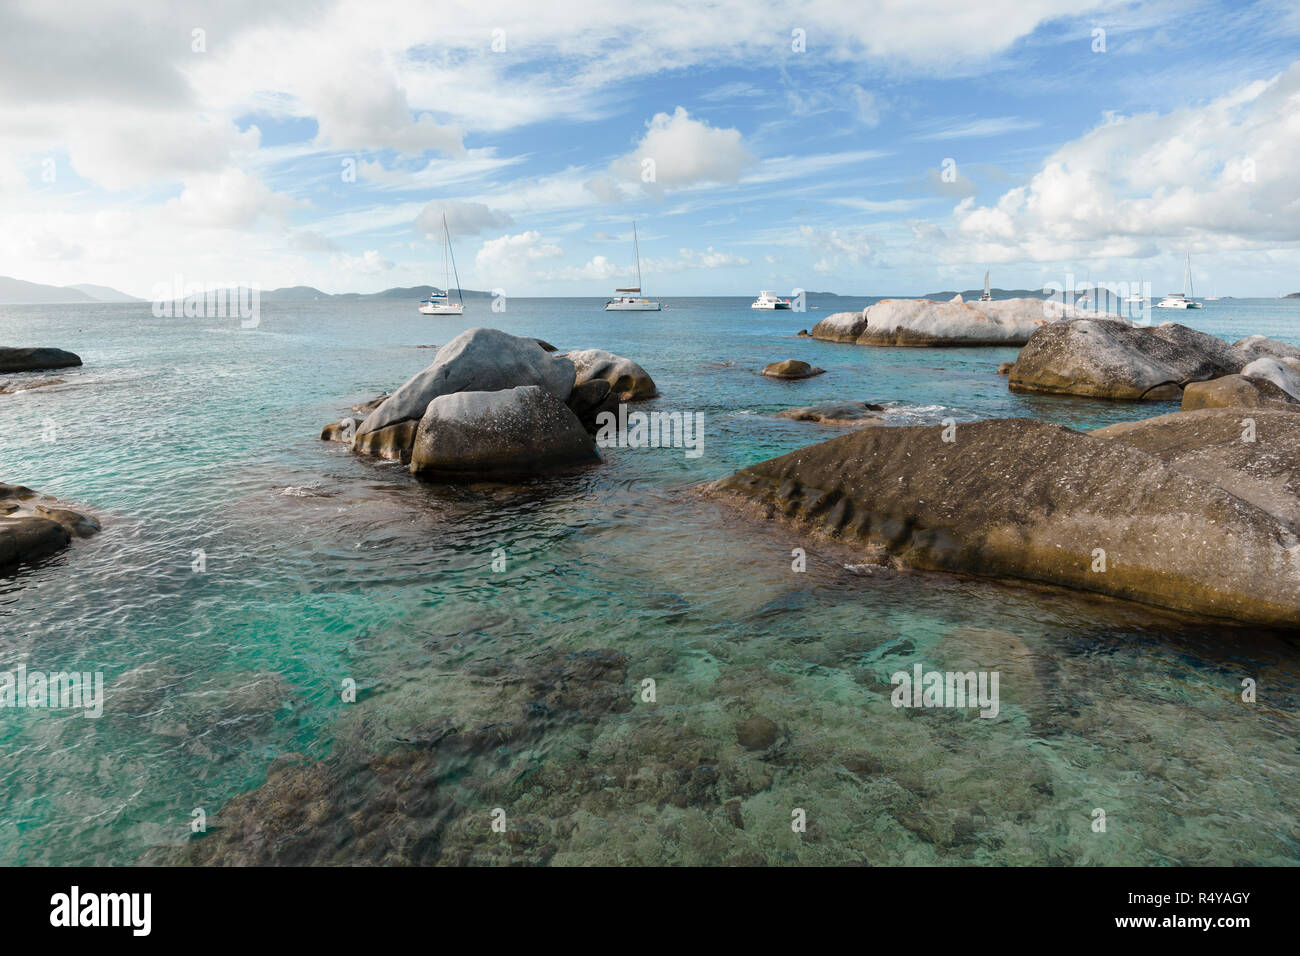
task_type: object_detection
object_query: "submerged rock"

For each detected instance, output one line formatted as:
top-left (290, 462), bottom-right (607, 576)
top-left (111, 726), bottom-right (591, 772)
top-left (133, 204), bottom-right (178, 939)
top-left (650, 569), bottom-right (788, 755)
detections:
top-left (1181, 374), bottom-right (1300, 412)
top-left (762, 359), bottom-right (825, 379)
top-left (409, 385), bottom-right (599, 478)
top-left (811, 297), bottom-right (1096, 347)
top-left (354, 329), bottom-right (575, 458)
top-left (0, 347), bottom-right (82, 373)
top-left (1009, 319), bottom-right (1245, 400)
top-left (776, 401), bottom-right (884, 426)
top-left (0, 376), bottom-right (66, 394)
top-left (562, 348), bottom-right (657, 401)
top-left (320, 417), bottom-right (362, 443)
top-left (0, 483), bottom-right (100, 569)
top-left (708, 416), bottom-right (1300, 627)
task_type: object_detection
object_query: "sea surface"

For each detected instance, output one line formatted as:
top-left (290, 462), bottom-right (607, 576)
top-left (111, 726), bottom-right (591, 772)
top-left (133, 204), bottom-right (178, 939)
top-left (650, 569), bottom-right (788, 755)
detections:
top-left (1, 294), bottom-right (1298, 865)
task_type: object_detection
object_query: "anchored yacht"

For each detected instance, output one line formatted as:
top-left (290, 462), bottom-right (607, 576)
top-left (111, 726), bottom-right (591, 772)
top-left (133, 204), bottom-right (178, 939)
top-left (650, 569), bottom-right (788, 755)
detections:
top-left (1155, 251), bottom-right (1202, 310)
top-left (418, 213), bottom-right (465, 315)
top-left (751, 290), bottom-right (792, 310)
top-left (605, 222), bottom-right (661, 311)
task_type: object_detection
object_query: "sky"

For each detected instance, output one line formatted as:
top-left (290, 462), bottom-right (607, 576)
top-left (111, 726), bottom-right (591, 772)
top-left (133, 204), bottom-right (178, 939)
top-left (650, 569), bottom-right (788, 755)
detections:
top-left (1, 0), bottom-right (1298, 298)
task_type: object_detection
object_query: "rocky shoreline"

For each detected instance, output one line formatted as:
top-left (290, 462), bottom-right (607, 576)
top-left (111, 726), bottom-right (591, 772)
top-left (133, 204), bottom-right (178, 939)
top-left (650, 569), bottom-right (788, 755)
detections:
top-left (0, 482), bottom-right (101, 570)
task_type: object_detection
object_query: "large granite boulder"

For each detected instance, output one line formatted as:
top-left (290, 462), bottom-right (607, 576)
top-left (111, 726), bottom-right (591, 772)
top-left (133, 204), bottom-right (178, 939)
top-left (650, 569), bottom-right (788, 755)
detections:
top-left (562, 349), bottom-right (657, 401)
top-left (409, 385), bottom-right (599, 478)
top-left (811, 297), bottom-right (1097, 347)
top-left (1182, 374), bottom-right (1300, 412)
top-left (1009, 319), bottom-right (1246, 400)
top-left (0, 482), bottom-right (100, 570)
top-left (0, 347), bottom-right (82, 373)
top-left (354, 329), bottom-right (575, 460)
top-left (1233, 335), bottom-right (1300, 364)
top-left (1239, 357), bottom-right (1300, 401)
top-left (708, 416), bottom-right (1300, 627)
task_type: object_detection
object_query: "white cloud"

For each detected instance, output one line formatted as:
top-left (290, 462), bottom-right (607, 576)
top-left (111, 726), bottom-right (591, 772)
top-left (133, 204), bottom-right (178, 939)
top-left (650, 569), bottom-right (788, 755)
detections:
top-left (951, 61), bottom-right (1300, 262)
top-left (330, 249), bottom-right (396, 274)
top-left (610, 107), bottom-right (756, 193)
top-left (474, 231), bottom-right (565, 285)
top-left (415, 200), bottom-right (513, 237)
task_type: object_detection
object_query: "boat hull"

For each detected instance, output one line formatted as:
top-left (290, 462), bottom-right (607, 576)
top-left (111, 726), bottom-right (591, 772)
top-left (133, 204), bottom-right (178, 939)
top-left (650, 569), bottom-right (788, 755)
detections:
top-left (605, 301), bottom-right (662, 311)
top-left (418, 303), bottom-right (465, 315)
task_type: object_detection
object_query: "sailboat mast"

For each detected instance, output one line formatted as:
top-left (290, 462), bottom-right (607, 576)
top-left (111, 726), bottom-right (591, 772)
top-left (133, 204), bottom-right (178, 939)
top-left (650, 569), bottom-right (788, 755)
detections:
top-left (1185, 250), bottom-right (1192, 298)
top-left (633, 221), bottom-right (643, 293)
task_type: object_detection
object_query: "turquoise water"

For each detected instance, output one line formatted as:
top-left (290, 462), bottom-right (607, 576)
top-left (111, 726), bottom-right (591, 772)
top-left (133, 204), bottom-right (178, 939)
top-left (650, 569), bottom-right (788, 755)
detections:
top-left (1, 295), bottom-right (1298, 865)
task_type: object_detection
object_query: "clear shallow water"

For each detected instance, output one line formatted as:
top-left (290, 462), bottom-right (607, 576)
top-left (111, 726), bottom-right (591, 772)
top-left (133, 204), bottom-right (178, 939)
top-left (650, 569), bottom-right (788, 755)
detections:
top-left (1, 295), bottom-right (1298, 865)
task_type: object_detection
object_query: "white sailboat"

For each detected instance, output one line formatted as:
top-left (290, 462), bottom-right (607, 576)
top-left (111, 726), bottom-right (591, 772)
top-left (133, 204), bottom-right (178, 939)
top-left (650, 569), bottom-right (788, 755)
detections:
top-left (605, 221), bottom-right (661, 311)
top-left (978, 270), bottom-right (992, 302)
top-left (418, 213), bottom-right (465, 315)
top-left (1155, 250), bottom-right (1202, 309)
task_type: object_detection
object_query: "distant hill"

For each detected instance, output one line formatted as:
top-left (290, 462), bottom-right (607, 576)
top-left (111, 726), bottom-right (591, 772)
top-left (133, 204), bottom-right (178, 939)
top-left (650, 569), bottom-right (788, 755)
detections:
top-left (0, 275), bottom-right (140, 304)
top-left (248, 285), bottom-right (495, 302)
top-left (921, 287), bottom-right (1048, 300)
top-left (66, 283), bottom-right (143, 302)
top-left (1285, 292), bottom-right (1300, 299)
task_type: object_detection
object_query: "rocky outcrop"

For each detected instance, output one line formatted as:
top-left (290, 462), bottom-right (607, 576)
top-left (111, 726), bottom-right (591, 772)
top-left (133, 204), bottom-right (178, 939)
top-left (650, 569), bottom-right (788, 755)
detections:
top-left (1009, 319), bottom-right (1246, 400)
top-left (409, 386), bottom-right (599, 478)
top-left (0, 482), bottom-right (100, 570)
top-left (0, 347), bottom-right (82, 373)
top-left (565, 379), bottom-right (616, 432)
top-left (708, 416), bottom-right (1300, 627)
top-left (562, 348), bottom-right (657, 401)
top-left (1181, 374), bottom-right (1300, 412)
top-left (762, 360), bottom-right (824, 379)
top-left (776, 402), bottom-right (884, 425)
top-left (811, 297), bottom-right (1099, 347)
top-left (353, 329), bottom-right (575, 459)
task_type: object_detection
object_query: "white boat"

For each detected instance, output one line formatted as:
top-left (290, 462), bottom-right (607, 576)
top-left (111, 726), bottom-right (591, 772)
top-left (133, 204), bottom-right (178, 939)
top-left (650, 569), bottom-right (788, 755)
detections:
top-left (978, 270), bottom-right (992, 302)
top-left (1155, 251), bottom-right (1202, 309)
top-left (418, 213), bottom-right (465, 315)
top-left (1125, 275), bottom-right (1147, 304)
top-left (605, 221), bottom-right (661, 311)
top-left (751, 290), bottom-right (792, 310)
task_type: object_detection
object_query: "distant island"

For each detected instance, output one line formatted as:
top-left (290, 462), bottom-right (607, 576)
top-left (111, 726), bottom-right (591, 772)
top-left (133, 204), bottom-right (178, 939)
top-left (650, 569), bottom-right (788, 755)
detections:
top-left (1285, 292), bottom-right (1300, 299)
top-left (0, 275), bottom-right (497, 306)
top-left (921, 287), bottom-right (1048, 300)
top-left (0, 275), bottom-right (143, 305)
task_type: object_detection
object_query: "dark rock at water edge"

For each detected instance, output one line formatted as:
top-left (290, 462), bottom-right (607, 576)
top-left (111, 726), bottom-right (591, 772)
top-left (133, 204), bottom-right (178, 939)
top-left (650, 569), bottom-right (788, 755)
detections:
top-left (0, 347), bottom-right (82, 373)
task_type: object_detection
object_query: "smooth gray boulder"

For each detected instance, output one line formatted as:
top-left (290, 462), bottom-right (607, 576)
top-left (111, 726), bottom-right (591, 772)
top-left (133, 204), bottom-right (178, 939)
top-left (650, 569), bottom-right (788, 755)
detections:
top-left (1239, 357), bottom-right (1300, 401)
top-left (409, 385), bottom-right (599, 478)
top-left (1009, 319), bottom-right (1245, 400)
top-left (355, 329), bottom-right (575, 458)
top-left (1233, 335), bottom-right (1300, 364)
top-left (0, 347), bottom-right (81, 373)
top-left (762, 360), bottom-right (825, 379)
top-left (562, 349), bottom-right (657, 401)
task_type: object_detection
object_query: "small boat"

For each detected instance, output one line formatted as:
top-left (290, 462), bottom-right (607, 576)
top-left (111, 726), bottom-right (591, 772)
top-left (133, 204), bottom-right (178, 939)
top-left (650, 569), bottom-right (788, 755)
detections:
top-left (418, 213), bottom-right (465, 315)
top-left (1155, 250), bottom-right (1202, 309)
top-left (1125, 276), bottom-right (1147, 305)
top-left (978, 270), bottom-right (992, 302)
top-left (605, 221), bottom-right (661, 311)
top-left (751, 290), bottom-right (792, 310)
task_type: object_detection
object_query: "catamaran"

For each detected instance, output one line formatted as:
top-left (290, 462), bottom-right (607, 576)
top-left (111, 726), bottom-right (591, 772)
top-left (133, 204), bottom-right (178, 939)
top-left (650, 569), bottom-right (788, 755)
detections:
top-left (418, 213), bottom-right (464, 315)
top-left (1155, 251), bottom-right (1202, 309)
top-left (605, 221), bottom-right (661, 311)
top-left (978, 271), bottom-right (992, 302)
top-left (751, 290), bottom-right (792, 310)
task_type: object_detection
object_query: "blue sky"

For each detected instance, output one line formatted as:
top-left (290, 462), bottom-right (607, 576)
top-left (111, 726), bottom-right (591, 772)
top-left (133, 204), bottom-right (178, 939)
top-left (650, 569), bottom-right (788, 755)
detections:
top-left (2, 0), bottom-right (1299, 297)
